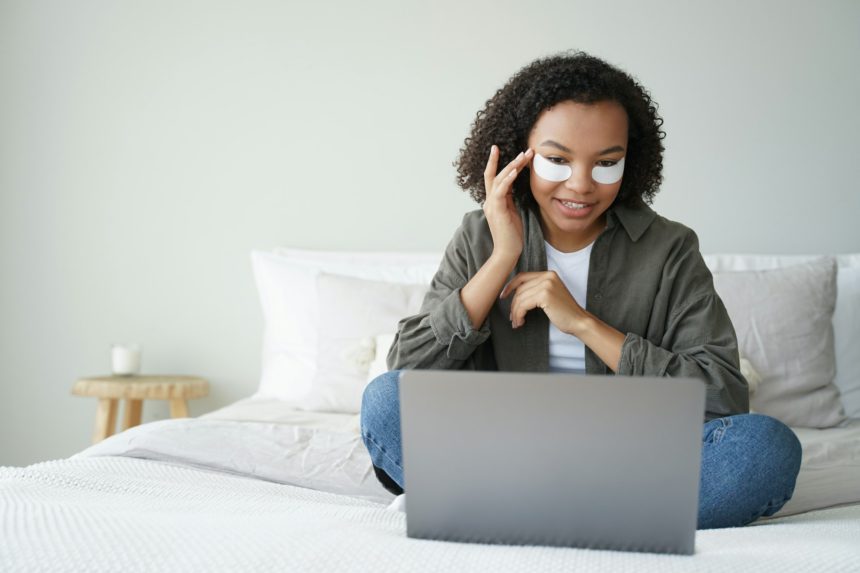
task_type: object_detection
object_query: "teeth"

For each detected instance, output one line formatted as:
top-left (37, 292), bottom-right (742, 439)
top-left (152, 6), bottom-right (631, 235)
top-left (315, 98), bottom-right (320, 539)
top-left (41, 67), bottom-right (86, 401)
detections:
top-left (561, 201), bottom-right (589, 209)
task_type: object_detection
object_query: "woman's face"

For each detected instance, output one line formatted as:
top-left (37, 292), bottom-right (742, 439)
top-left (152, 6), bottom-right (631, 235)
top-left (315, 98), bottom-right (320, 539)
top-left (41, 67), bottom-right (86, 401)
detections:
top-left (526, 99), bottom-right (629, 252)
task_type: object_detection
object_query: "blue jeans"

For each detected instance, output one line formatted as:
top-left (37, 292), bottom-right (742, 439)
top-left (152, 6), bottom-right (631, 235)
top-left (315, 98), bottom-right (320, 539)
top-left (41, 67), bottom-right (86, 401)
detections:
top-left (360, 370), bottom-right (803, 530)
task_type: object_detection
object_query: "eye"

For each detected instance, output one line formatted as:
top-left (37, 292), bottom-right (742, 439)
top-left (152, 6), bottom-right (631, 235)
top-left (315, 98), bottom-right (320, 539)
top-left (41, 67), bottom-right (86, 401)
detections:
top-left (596, 160), bottom-right (619, 168)
top-left (546, 156), bottom-right (568, 165)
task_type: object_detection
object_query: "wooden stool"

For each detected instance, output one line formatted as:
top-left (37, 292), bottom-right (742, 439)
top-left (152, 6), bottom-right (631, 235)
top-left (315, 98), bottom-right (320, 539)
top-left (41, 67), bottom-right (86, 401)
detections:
top-left (72, 375), bottom-right (209, 444)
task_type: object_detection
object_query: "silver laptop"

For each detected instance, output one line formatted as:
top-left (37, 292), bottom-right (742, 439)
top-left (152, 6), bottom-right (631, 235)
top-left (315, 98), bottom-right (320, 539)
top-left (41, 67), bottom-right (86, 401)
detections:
top-left (398, 370), bottom-right (705, 555)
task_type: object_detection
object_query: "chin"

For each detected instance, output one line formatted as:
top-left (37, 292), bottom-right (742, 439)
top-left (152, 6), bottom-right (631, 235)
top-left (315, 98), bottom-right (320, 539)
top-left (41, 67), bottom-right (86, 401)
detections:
top-left (555, 216), bottom-right (598, 233)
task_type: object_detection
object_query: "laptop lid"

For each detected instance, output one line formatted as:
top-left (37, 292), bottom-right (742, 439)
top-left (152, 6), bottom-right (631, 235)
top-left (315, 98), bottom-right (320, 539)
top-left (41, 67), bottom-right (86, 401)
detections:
top-left (399, 370), bottom-right (705, 555)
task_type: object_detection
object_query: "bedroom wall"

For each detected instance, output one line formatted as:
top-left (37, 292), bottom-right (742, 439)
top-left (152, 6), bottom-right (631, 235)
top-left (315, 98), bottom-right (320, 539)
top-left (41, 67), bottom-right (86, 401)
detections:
top-left (1, 0), bottom-right (858, 466)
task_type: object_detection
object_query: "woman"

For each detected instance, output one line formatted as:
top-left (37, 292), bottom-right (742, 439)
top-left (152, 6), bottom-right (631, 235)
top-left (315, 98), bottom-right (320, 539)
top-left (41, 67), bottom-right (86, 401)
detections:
top-left (360, 51), bottom-right (802, 529)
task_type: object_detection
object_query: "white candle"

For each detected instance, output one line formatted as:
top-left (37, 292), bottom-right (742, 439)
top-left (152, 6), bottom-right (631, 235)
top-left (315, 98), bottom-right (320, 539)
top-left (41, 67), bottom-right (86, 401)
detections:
top-left (111, 343), bottom-right (141, 376)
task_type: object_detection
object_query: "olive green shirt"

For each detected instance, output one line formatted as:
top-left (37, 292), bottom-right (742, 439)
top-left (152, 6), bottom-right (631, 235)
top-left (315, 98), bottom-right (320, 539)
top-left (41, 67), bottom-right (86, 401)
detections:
top-left (387, 200), bottom-right (749, 422)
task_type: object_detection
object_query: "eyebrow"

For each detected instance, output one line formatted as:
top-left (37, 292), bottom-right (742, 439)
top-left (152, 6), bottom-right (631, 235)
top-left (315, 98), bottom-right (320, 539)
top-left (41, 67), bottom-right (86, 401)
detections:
top-left (539, 140), bottom-right (625, 155)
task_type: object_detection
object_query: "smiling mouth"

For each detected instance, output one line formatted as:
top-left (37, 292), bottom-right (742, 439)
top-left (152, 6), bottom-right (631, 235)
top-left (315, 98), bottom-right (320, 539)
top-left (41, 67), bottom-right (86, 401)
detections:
top-left (558, 199), bottom-right (594, 210)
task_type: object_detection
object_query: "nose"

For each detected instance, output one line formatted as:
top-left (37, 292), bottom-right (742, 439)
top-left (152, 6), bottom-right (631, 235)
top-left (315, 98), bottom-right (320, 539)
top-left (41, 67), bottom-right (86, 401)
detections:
top-left (563, 162), bottom-right (595, 194)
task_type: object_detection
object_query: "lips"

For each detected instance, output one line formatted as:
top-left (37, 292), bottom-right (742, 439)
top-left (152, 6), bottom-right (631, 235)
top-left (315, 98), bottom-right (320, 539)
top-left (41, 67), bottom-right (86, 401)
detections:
top-left (554, 198), bottom-right (595, 218)
top-left (559, 199), bottom-right (593, 209)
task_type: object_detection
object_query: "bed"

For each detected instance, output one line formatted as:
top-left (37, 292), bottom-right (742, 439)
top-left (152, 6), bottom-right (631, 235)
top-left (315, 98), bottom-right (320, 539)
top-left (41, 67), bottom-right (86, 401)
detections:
top-left (2, 249), bottom-right (860, 571)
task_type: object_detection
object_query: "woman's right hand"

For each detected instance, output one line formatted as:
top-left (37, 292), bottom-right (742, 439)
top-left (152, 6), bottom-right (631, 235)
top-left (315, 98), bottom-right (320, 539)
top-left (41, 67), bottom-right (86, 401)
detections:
top-left (483, 145), bottom-right (533, 262)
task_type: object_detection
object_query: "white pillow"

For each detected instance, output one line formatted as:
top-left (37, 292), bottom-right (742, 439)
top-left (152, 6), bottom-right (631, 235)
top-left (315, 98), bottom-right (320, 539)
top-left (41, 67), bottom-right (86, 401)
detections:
top-left (250, 249), bottom-right (440, 402)
top-left (298, 274), bottom-right (428, 413)
top-left (704, 253), bottom-right (860, 419)
top-left (712, 257), bottom-right (846, 428)
top-left (368, 333), bottom-right (397, 384)
top-left (739, 356), bottom-right (761, 398)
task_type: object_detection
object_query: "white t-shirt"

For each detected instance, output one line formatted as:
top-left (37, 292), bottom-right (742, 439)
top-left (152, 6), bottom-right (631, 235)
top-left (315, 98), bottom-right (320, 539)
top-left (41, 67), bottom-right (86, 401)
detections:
top-left (545, 240), bottom-right (594, 374)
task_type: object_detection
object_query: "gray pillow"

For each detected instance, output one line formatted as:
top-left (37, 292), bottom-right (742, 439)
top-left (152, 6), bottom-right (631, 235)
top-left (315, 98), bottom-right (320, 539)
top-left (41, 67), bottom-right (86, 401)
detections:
top-left (712, 257), bottom-right (846, 428)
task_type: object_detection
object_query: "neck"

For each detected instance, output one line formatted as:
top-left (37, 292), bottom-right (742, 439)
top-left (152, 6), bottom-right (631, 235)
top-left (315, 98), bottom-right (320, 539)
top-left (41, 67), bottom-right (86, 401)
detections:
top-left (540, 214), bottom-right (607, 253)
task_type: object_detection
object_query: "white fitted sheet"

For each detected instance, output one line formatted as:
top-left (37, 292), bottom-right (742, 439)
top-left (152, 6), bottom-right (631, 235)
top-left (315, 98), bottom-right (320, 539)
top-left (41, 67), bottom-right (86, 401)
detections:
top-left (4, 455), bottom-right (860, 572)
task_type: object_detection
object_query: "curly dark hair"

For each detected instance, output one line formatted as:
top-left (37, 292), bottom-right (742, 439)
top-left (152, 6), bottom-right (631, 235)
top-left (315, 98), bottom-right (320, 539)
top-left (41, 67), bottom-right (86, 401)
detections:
top-left (454, 51), bottom-right (666, 208)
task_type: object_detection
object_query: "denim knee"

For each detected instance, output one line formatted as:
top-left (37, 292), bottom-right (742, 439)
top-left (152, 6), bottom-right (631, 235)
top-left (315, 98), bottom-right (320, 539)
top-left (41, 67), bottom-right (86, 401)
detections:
top-left (360, 370), bottom-right (401, 442)
top-left (360, 370), bottom-right (405, 491)
top-left (699, 413), bottom-right (803, 528)
top-left (742, 413), bottom-right (803, 479)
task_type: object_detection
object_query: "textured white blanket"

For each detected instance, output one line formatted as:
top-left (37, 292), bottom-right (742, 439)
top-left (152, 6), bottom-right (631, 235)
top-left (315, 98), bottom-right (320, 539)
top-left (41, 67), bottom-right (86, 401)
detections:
top-left (72, 417), bottom-right (395, 504)
top-left (73, 414), bottom-right (860, 519)
top-left (2, 456), bottom-right (859, 572)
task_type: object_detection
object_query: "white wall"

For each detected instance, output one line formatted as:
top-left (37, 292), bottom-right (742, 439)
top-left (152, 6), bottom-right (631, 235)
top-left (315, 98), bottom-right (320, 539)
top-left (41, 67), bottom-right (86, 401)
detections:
top-left (2, 0), bottom-right (858, 466)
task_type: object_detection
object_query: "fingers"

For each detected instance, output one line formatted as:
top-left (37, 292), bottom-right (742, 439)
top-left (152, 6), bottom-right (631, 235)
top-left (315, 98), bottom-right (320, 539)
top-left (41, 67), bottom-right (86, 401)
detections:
top-left (509, 281), bottom-right (549, 328)
top-left (502, 272), bottom-right (566, 328)
top-left (500, 271), bottom-right (543, 299)
top-left (495, 148), bottom-right (533, 190)
top-left (483, 145), bottom-right (499, 189)
top-left (484, 146), bottom-right (533, 199)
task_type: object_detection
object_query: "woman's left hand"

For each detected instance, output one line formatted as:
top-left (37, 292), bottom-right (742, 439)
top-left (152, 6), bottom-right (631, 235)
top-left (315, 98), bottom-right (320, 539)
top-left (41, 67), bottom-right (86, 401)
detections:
top-left (500, 271), bottom-right (586, 334)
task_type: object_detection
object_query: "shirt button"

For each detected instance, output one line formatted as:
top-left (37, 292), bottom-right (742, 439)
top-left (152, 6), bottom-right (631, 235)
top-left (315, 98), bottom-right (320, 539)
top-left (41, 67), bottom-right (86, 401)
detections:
top-left (594, 293), bottom-right (603, 300)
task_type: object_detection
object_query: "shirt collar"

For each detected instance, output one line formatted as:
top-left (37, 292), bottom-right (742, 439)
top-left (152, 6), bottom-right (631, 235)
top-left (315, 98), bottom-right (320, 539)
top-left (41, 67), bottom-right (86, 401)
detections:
top-left (606, 199), bottom-right (657, 242)
top-left (522, 198), bottom-right (657, 246)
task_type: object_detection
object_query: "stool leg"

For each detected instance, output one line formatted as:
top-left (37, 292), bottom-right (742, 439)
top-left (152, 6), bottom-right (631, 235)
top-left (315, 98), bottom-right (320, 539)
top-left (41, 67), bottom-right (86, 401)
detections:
top-left (121, 399), bottom-right (143, 430)
top-left (169, 399), bottom-right (189, 418)
top-left (93, 398), bottom-right (118, 443)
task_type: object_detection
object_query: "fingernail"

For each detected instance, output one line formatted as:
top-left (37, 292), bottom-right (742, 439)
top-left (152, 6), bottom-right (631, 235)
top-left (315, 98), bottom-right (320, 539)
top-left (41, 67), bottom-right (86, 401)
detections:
top-left (516, 151), bottom-right (524, 159)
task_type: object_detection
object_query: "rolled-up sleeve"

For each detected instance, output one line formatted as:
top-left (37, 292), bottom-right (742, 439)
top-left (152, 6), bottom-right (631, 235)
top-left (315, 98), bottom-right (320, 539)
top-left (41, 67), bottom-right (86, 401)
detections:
top-left (615, 230), bottom-right (749, 421)
top-left (618, 294), bottom-right (749, 420)
top-left (387, 215), bottom-right (491, 370)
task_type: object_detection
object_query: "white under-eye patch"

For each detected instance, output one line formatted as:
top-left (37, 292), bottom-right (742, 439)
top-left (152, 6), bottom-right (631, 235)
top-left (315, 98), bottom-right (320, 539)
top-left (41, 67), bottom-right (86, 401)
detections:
top-left (532, 153), bottom-right (571, 182)
top-left (532, 153), bottom-right (625, 185)
top-left (592, 157), bottom-right (625, 184)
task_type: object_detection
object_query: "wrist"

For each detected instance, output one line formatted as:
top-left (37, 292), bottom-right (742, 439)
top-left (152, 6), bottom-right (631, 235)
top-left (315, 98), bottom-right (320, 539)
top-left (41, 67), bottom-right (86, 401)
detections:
top-left (489, 249), bottom-right (521, 269)
top-left (564, 308), bottom-right (594, 337)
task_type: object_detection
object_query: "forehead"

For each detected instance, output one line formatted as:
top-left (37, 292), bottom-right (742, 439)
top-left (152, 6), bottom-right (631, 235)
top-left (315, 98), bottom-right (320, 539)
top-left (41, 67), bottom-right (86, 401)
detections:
top-left (528, 100), bottom-right (629, 150)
